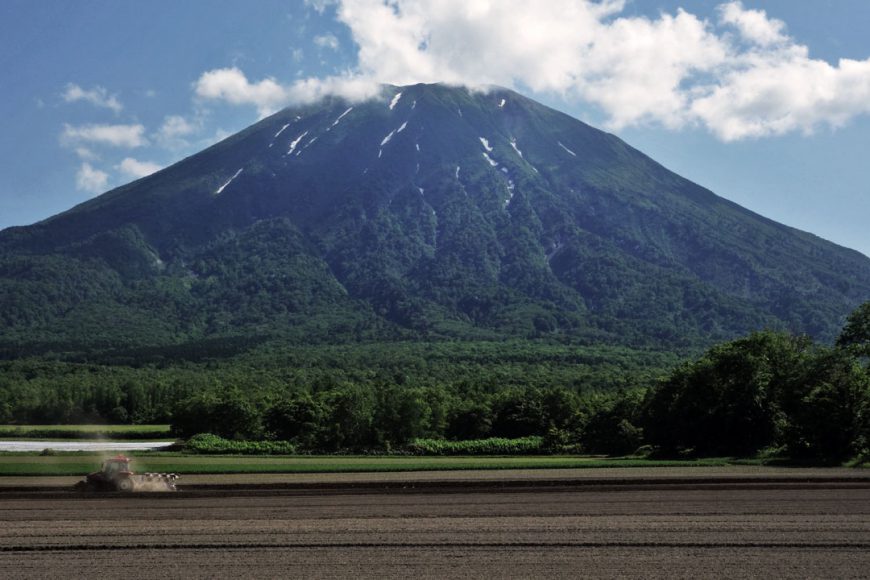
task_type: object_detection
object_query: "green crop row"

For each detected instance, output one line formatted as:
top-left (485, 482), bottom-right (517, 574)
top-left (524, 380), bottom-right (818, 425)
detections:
top-left (408, 436), bottom-right (545, 456)
top-left (184, 433), bottom-right (296, 455)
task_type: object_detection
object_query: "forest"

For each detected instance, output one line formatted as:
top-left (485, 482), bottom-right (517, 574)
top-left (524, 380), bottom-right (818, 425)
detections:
top-left (1, 303), bottom-right (868, 462)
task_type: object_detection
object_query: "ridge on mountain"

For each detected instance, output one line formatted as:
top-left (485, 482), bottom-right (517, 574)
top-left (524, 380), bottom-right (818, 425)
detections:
top-left (2, 83), bottom-right (868, 354)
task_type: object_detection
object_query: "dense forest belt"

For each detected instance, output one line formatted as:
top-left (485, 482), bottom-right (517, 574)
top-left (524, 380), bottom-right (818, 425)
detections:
top-left (1, 484), bottom-right (868, 578)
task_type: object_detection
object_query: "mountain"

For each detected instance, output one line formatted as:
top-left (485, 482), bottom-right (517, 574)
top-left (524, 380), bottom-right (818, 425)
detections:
top-left (2, 83), bottom-right (869, 355)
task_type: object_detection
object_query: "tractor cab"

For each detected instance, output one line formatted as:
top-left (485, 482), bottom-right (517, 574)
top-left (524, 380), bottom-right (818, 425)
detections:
top-left (102, 455), bottom-right (132, 477)
top-left (79, 454), bottom-right (135, 491)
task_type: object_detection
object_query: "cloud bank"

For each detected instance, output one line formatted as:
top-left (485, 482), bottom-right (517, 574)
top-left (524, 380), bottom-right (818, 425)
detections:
top-left (197, 0), bottom-right (870, 141)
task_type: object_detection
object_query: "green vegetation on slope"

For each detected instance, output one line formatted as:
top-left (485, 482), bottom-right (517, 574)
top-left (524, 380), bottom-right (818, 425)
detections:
top-left (2, 84), bottom-right (868, 355)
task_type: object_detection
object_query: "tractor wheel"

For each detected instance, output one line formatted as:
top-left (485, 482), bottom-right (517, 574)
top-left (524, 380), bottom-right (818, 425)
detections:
top-left (116, 478), bottom-right (134, 492)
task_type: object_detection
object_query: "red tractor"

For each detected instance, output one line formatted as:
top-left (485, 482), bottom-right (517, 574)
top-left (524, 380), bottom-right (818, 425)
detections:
top-left (75, 455), bottom-right (178, 492)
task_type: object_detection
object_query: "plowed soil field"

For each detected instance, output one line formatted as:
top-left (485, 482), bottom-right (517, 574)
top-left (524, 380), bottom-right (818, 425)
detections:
top-left (1, 473), bottom-right (868, 578)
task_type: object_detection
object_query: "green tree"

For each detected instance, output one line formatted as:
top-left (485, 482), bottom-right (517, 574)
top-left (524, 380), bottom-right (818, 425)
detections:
top-left (643, 331), bottom-right (809, 456)
top-left (318, 386), bottom-right (375, 450)
top-left (490, 388), bottom-right (545, 438)
top-left (446, 400), bottom-right (493, 440)
top-left (779, 348), bottom-right (870, 460)
top-left (837, 301), bottom-right (870, 357)
top-left (171, 391), bottom-right (262, 439)
top-left (373, 386), bottom-right (432, 447)
top-left (264, 394), bottom-right (323, 448)
top-left (582, 391), bottom-right (644, 456)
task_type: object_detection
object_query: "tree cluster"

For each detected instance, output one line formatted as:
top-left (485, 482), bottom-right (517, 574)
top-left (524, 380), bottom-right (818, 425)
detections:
top-left (169, 303), bottom-right (870, 460)
top-left (2, 303), bottom-right (869, 461)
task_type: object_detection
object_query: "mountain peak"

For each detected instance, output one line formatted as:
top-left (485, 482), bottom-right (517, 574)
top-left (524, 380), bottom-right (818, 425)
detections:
top-left (1, 85), bottom-right (868, 352)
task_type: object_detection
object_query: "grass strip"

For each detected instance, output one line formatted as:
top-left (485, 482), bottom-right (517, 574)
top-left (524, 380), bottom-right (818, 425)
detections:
top-left (0, 454), bottom-right (737, 476)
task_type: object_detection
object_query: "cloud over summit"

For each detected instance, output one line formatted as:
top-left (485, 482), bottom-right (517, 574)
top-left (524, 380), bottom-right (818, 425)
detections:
top-left (197, 0), bottom-right (870, 141)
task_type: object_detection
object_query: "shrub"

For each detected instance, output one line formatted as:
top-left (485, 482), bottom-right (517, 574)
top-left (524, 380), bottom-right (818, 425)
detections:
top-left (408, 436), bottom-right (545, 455)
top-left (185, 433), bottom-right (295, 455)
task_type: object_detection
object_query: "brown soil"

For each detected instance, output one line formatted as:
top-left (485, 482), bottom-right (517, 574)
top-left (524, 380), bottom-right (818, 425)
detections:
top-left (2, 464), bottom-right (868, 489)
top-left (1, 476), bottom-right (869, 578)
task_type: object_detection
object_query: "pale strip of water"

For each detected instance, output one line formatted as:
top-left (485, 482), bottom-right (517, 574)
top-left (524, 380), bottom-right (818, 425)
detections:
top-left (0, 440), bottom-right (175, 452)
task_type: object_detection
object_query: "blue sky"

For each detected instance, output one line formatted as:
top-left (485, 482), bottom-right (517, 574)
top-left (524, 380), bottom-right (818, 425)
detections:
top-left (1, 0), bottom-right (869, 256)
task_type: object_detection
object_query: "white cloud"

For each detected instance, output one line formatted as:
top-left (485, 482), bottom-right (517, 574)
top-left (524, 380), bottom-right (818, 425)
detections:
top-left (159, 115), bottom-right (196, 139)
top-left (692, 55), bottom-right (870, 141)
top-left (62, 123), bottom-right (147, 148)
top-left (116, 157), bottom-right (162, 179)
top-left (254, 0), bottom-right (870, 141)
top-left (194, 67), bottom-right (290, 117)
top-left (285, 73), bottom-right (382, 104)
top-left (314, 33), bottom-right (340, 51)
top-left (194, 66), bottom-right (380, 116)
top-left (74, 146), bottom-right (99, 161)
top-left (76, 162), bottom-right (108, 193)
top-left (305, 0), bottom-right (337, 14)
top-left (62, 83), bottom-right (123, 114)
top-left (718, 1), bottom-right (788, 47)
top-left (155, 114), bottom-right (198, 148)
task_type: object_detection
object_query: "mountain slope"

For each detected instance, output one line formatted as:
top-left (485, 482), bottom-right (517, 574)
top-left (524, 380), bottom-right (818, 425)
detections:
top-left (2, 83), bottom-right (868, 353)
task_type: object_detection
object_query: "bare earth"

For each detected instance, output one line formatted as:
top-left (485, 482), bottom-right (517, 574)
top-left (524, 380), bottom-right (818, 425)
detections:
top-left (1, 464), bottom-right (867, 489)
top-left (1, 470), bottom-right (869, 578)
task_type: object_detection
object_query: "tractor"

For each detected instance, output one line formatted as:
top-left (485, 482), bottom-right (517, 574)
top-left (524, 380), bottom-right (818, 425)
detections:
top-left (75, 455), bottom-right (178, 492)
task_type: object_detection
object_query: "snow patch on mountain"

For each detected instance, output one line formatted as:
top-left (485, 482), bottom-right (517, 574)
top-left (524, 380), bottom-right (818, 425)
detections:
top-left (287, 131), bottom-right (308, 155)
top-left (499, 98), bottom-right (506, 108)
top-left (274, 123), bottom-right (291, 139)
top-left (482, 152), bottom-right (498, 167)
top-left (558, 141), bottom-right (577, 157)
top-left (380, 129), bottom-right (396, 147)
top-left (479, 137), bottom-right (493, 152)
top-left (330, 107), bottom-right (353, 128)
top-left (215, 168), bottom-right (243, 195)
top-left (269, 123), bottom-right (292, 147)
top-left (397, 121), bottom-right (408, 133)
top-left (510, 138), bottom-right (523, 158)
top-left (389, 92), bottom-right (402, 110)
top-left (504, 185), bottom-right (515, 208)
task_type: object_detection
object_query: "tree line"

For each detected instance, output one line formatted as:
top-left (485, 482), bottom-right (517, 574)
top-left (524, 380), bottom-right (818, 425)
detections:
top-left (171, 302), bottom-right (870, 461)
top-left (2, 303), bottom-right (869, 461)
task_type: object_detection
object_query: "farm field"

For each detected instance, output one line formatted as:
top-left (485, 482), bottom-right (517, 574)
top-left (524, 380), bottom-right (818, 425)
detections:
top-left (2, 464), bottom-right (867, 490)
top-left (0, 453), bottom-right (758, 477)
top-left (1, 477), bottom-right (868, 578)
